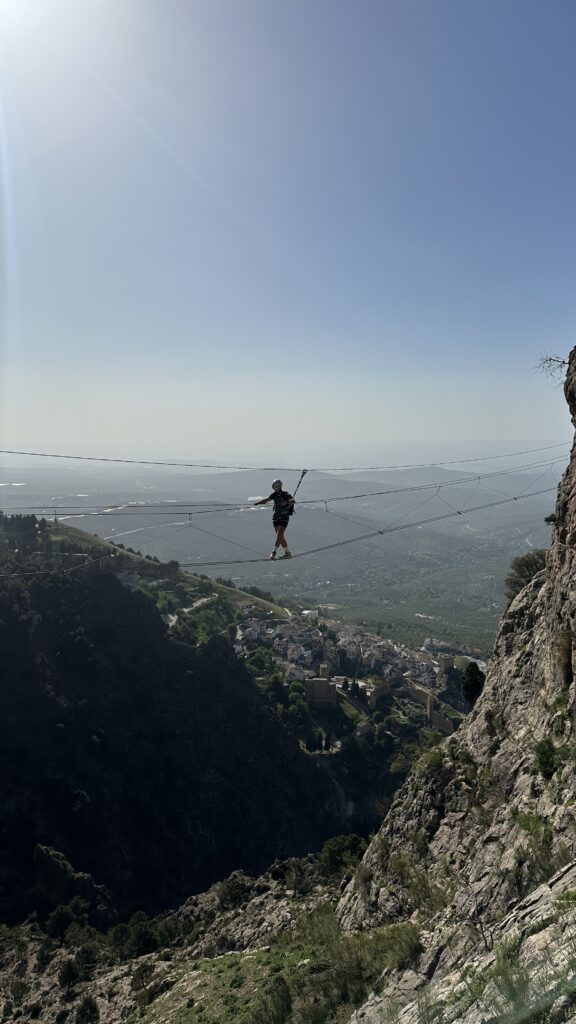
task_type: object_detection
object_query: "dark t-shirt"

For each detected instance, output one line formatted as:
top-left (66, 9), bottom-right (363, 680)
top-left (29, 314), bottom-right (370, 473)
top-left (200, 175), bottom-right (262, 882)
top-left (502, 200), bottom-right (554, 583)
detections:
top-left (268, 490), bottom-right (293, 519)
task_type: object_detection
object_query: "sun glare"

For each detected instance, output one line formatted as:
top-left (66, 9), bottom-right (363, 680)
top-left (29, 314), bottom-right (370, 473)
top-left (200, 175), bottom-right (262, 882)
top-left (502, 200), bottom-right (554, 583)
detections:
top-left (0, 0), bottom-right (38, 31)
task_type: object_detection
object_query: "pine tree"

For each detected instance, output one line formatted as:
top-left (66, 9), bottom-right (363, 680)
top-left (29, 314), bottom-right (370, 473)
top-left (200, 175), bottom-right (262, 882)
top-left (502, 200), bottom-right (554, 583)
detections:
top-left (505, 550), bottom-right (547, 604)
top-left (461, 662), bottom-right (485, 706)
top-left (58, 959), bottom-right (79, 995)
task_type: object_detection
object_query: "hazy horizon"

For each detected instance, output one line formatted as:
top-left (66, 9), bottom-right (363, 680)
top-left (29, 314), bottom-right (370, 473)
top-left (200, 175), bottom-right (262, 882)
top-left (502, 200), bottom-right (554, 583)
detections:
top-left (0, 436), bottom-right (572, 475)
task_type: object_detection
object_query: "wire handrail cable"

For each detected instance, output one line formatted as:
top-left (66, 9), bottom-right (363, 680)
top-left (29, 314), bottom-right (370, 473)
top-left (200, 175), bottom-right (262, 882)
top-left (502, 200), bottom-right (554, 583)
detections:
top-left (0, 485), bottom-right (557, 578)
top-left (0, 442), bottom-right (570, 473)
top-left (2, 454), bottom-right (569, 515)
top-left (179, 485), bottom-right (558, 567)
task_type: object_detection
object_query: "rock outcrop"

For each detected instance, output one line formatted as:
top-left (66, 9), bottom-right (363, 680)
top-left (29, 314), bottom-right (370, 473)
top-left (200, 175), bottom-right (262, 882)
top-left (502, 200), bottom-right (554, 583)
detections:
top-left (32, 845), bottom-right (117, 930)
top-left (337, 348), bottom-right (576, 1021)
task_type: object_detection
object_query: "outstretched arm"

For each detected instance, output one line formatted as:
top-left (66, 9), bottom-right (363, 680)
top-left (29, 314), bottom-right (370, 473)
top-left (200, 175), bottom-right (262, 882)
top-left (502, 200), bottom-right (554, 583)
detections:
top-left (254, 495), bottom-right (272, 506)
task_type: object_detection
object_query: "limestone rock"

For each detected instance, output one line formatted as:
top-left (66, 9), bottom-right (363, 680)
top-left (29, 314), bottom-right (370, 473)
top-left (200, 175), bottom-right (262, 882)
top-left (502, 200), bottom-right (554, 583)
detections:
top-left (338, 348), bottom-right (576, 1019)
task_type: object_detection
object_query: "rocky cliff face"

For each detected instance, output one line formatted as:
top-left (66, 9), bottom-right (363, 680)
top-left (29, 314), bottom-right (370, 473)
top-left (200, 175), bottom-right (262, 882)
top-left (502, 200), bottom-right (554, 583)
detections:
top-left (337, 349), bottom-right (576, 1021)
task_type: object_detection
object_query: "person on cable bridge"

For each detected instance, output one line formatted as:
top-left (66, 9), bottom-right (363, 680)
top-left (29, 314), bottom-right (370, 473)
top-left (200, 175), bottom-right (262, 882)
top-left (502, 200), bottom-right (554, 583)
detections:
top-left (254, 479), bottom-right (295, 560)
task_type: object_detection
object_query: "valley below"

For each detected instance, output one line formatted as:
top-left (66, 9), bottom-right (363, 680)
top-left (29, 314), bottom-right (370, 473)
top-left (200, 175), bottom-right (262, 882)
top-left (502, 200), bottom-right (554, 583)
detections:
top-left (0, 457), bottom-right (562, 657)
top-left (0, 437), bottom-right (574, 1024)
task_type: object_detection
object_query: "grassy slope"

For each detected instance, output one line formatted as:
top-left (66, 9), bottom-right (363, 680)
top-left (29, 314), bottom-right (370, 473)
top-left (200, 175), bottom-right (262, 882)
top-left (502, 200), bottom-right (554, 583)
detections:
top-left (50, 523), bottom-right (291, 621)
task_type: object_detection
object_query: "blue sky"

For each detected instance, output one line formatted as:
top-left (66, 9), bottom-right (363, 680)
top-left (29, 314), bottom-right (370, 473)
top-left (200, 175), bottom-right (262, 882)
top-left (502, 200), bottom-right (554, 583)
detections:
top-left (1, 0), bottom-right (575, 461)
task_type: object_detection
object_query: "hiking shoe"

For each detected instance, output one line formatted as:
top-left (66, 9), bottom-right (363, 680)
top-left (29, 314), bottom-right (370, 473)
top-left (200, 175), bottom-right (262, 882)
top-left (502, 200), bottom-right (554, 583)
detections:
top-left (269, 550), bottom-right (277, 560)
top-left (281, 551), bottom-right (292, 559)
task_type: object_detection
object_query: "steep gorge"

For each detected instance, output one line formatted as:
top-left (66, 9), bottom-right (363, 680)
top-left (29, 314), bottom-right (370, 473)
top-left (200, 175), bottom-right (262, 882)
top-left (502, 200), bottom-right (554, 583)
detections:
top-left (0, 566), bottom-right (349, 922)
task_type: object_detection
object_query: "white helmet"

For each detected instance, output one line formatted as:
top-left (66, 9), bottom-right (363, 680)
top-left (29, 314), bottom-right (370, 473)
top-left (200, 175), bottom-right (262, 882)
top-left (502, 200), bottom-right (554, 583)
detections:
top-left (272, 479), bottom-right (282, 490)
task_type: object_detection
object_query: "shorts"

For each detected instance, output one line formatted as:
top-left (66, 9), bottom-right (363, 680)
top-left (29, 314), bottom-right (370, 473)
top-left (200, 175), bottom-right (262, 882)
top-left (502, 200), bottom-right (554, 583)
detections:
top-left (273, 517), bottom-right (290, 529)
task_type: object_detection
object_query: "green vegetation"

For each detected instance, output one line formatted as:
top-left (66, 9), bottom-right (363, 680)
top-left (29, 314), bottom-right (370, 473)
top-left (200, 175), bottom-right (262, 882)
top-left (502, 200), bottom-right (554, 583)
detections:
top-left (217, 875), bottom-right (253, 911)
top-left (417, 746), bottom-right (444, 773)
top-left (141, 572), bottom-right (289, 647)
top-left (271, 541), bottom-right (526, 657)
top-left (58, 958), bottom-right (80, 994)
top-left (317, 835), bottom-right (367, 878)
top-left (0, 513), bottom-right (462, 927)
top-left (0, 882), bottom-right (423, 1024)
top-left (0, 516), bottom-right (346, 923)
top-left (512, 811), bottom-right (571, 896)
top-left (533, 737), bottom-right (567, 780)
top-left (127, 904), bottom-right (421, 1024)
top-left (386, 852), bottom-right (452, 918)
top-left (242, 639), bottom-right (444, 817)
top-left (374, 610), bottom-right (497, 659)
top-left (412, 913), bottom-right (576, 1024)
top-left (75, 996), bottom-right (100, 1023)
top-left (505, 549), bottom-right (547, 605)
top-left (0, 512), bottom-right (508, 1024)
top-left (461, 661), bottom-right (486, 706)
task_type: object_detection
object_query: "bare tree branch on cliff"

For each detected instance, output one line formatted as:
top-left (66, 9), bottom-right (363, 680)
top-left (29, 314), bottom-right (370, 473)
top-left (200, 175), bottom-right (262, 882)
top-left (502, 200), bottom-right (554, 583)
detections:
top-left (536, 353), bottom-right (569, 384)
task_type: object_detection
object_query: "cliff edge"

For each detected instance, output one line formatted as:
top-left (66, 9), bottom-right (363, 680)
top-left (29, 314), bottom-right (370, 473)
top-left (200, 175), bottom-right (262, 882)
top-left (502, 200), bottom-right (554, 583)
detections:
top-left (337, 349), bottom-right (576, 1022)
